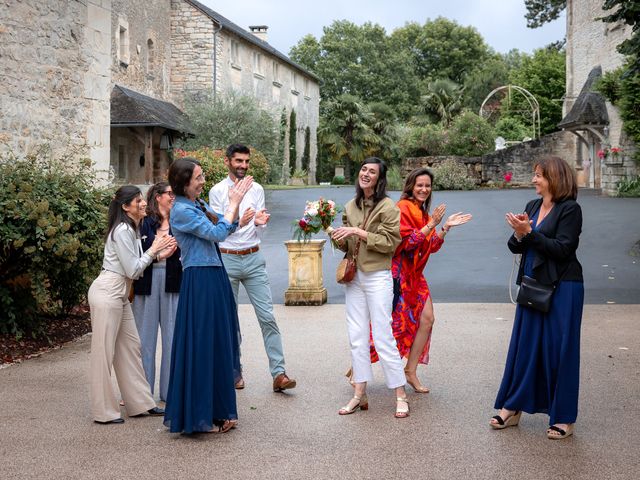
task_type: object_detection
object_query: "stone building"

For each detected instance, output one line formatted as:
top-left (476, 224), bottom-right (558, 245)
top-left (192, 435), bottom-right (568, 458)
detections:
top-left (561, 0), bottom-right (636, 194)
top-left (0, 0), bottom-right (320, 184)
top-left (0, 0), bottom-right (112, 176)
top-left (170, 0), bottom-right (320, 183)
top-left (109, 0), bottom-right (188, 184)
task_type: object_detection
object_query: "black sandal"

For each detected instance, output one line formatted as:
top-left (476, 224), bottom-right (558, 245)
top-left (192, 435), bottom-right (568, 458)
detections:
top-left (490, 411), bottom-right (521, 430)
top-left (547, 424), bottom-right (573, 439)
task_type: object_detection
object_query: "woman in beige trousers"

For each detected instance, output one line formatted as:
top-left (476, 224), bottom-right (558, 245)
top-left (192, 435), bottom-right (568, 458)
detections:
top-left (88, 185), bottom-right (175, 424)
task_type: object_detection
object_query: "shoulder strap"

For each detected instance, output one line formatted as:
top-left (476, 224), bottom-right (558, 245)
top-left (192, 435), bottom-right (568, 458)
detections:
top-left (352, 202), bottom-right (377, 258)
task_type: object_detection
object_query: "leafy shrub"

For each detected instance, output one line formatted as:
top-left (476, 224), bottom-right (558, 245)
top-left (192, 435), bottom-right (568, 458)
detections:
top-left (331, 175), bottom-right (346, 185)
top-left (177, 91), bottom-right (278, 166)
top-left (175, 147), bottom-right (270, 196)
top-left (386, 164), bottom-right (404, 191)
top-left (495, 116), bottom-right (531, 142)
top-left (432, 159), bottom-right (476, 190)
top-left (0, 148), bottom-right (109, 338)
top-left (399, 123), bottom-right (448, 157)
top-left (447, 111), bottom-right (495, 157)
top-left (617, 175), bottom-right (640, 197)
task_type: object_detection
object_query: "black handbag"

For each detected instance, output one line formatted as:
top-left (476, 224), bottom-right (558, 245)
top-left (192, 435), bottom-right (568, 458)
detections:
top-left (516, 275), bottom-right (555, 313)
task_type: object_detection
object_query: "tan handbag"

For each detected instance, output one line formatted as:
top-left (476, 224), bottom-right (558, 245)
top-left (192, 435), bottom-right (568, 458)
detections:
top-left (336, 255), bottom-right (357, 284)
top-left (335, 207), bottom-right (373, 284)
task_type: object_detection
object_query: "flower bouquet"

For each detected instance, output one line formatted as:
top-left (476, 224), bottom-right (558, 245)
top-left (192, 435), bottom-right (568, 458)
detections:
top-left (292, 198), bottom-right (341, 242)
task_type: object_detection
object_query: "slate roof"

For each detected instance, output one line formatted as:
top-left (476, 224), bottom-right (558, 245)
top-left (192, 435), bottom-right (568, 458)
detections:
top-left (184, 0), bottom-right (320, 82)
top-left (558, 66), bottom-right (609, 129)
top-left (110, 85), bottom-right (191, 133)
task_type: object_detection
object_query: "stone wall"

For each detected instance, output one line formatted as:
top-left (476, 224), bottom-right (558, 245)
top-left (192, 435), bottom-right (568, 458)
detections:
top-left (0, 0), bottom-right (111, 180)
top-left (169, 0), bottom-right (214, 101)
top-left (405, 131), bottom-right (577, 186)
top-left (111, 0), bottom-right (173, 100)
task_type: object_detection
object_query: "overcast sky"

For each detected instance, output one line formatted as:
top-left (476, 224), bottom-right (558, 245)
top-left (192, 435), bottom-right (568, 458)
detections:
top-left (199, 0), bottom-right (566, 56)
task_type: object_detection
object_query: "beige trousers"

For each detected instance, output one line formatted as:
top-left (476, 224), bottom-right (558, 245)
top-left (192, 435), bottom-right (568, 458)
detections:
top-left (88, 271), bottom-right (156, 422)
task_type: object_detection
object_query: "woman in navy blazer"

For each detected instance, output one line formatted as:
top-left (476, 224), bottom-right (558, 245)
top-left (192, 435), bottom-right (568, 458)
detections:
top-left (132, 182), bottom-right (182, 403)
top-left (491, 156), bottom-right (584, 440)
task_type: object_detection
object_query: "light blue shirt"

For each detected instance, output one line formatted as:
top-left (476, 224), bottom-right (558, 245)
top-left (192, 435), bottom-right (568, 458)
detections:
top-left (170, 196), bottom-right (238, 269)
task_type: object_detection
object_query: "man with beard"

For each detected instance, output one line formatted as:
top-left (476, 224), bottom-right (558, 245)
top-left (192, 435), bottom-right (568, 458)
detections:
top-left (209, 144), bottom-right (297, 393)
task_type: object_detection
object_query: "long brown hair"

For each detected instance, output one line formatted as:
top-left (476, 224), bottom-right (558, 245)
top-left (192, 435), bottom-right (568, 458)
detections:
top-left (534, 156), bottom-right (578, 201)
top-left (400, 167), bottom-right (435, 213)
top-left (145, 181), bottom-right (170, 222)
top-left (106, 185), bottom-right (142, 240)
top-left (168, 157), bottom-right (218, 224)
top-left (355, 157), bottom-right (389, 209)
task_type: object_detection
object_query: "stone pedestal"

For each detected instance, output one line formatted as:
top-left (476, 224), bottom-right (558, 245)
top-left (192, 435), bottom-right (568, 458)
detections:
top-left (284, 239), bottom-right (327, 306)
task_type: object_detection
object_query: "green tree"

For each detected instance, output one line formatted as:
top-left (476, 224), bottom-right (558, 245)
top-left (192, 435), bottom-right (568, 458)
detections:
top-left (463, 49), bottom-right (528, 111)
top-left (290, 20), bottom-right (421, 118)
top-left (602, 0), bottom-right (640, 73)
top-left (447, 111), bottom-right (496, 157)
top-left (524, 0), bottom-right (566, 28)
top-left (507, 47), bottom-right (566, 134)
top-left (367, 101), bottom-right (399, 162)
top-left (178, 92), bottom-right (277, 160)
top-left (289, 109), bottom-right (297, 175)
top-left (495, 116), bottom-right (532, 141)
top-left (301, 126), bottom-right (311, 171)
top-left (421, 79), bottom-right (465, 127)
top-left (391, 18), bottom-right (491, 84)
top-left (319, 94), bottom-right (380, 181)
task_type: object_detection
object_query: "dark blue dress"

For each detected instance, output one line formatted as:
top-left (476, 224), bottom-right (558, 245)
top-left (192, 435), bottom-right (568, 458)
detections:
top-left (494, 210), bottom-right (584, 425)
top-left (163, 265), bottom-right (241, 433)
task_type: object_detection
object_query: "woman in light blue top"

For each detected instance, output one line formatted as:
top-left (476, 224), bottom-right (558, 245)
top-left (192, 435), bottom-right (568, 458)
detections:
top-left (163, 158), bottom-right (253, 434)
top-left (88, 185), bottom-right (175, 424)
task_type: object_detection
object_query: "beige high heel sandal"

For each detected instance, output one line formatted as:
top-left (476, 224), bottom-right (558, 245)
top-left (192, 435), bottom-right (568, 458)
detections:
top-left (338, 394), bottom-right (369, 415)
top-left (404, 368), bottom-right (430, 393)
top-left (547, 423), bottom-right (574, 439)
top-left (395, 397), bottom-right (409, 418)
top-left (490, 410), bottom-right (521, 430)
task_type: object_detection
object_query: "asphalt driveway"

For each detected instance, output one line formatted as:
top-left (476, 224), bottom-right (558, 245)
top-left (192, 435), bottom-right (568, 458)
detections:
top-left (250, 187), bottom-right (640, 305)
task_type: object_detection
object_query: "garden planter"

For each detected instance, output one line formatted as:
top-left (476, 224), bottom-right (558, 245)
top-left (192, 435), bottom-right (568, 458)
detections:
top-left (284, 239), bottom-right (327, 306)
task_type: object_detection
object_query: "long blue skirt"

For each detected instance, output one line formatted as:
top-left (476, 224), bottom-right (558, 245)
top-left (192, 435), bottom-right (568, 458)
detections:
top-left (164, 266), bottom-right (241, 433)
top-left (494, 280), bottom-right (584, 425)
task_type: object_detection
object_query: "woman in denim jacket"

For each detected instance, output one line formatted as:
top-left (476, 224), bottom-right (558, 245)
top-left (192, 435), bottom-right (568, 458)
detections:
top-left (163, 158), bottom-right (253, 434)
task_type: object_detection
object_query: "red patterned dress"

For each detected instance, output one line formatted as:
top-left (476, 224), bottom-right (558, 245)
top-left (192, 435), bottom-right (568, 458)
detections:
top-left (370, 199), bottom-right (443, 364)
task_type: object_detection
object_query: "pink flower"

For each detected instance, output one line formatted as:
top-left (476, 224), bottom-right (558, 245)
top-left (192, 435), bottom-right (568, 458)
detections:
top-left (503, 172), bottom-right (512, 182)
top-left (597, 149), bottom-right (607, 159)
top-left (298, 218), bottom-right (308, 228)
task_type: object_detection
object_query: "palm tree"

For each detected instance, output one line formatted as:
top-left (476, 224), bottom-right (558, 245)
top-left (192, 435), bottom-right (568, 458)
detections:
top-left (319, 94), bottom-right (381, 182)
top-left (421, 78), bottom-right (464, 127)
top-left (367, 101), bottom-right (399, 162)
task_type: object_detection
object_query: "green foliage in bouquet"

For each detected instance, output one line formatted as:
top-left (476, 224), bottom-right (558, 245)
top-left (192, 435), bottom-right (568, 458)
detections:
top-left (292, 198), bottom-right (341, 242)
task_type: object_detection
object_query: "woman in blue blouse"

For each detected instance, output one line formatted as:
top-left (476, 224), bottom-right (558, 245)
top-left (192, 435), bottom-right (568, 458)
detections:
top-left (163, 158), bottom-right (253, 434)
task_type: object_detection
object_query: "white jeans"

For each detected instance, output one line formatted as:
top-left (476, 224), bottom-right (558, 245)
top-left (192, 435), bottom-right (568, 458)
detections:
top-left (345, 269), bottom-right (406, 388)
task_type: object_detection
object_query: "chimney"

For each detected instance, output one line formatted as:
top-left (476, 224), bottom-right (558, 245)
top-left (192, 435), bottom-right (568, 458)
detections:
top-left (249, 25), bottom-right (268, 42)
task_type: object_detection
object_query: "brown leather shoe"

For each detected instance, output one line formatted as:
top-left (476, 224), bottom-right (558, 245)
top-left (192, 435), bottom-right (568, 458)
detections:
top-left (235, 377), bottom-right (245, 390)
top-left (272, 373), bottom-right (296, 392)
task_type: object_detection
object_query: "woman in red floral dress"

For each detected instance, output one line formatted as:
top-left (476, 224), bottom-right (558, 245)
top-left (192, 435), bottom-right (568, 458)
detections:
top-left (370, 167), bottom-right (472, 392)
